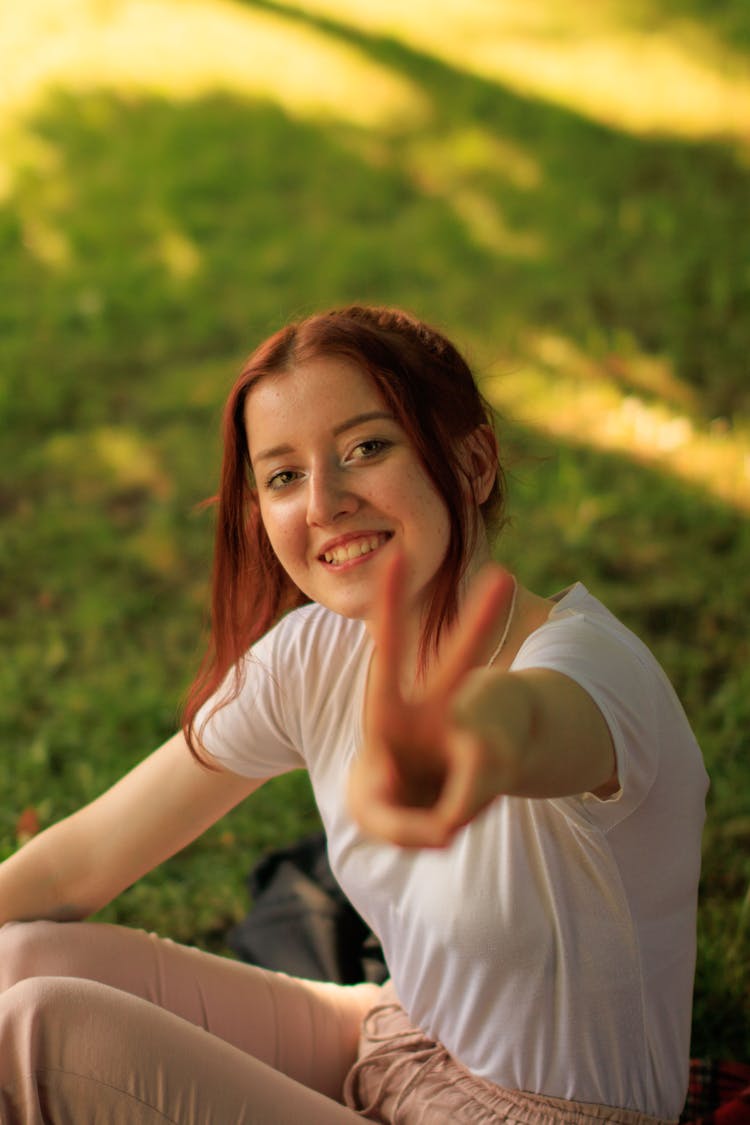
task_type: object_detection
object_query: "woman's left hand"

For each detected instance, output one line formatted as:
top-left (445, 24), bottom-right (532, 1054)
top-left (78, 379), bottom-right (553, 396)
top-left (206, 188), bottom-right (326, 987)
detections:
top-left (347, 551), bottom-right (518, 848)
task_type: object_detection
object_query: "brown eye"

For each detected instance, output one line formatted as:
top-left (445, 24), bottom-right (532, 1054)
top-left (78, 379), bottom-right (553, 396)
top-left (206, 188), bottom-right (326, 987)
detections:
top-left (266, 469), bottom-right (300, 491)
top-left (351, 439), bottom-right (390, 460)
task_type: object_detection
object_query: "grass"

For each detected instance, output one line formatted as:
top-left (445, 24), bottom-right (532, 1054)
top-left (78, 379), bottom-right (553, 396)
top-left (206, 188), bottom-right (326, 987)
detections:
top-left (0, 0), bottom-right (748, 1062)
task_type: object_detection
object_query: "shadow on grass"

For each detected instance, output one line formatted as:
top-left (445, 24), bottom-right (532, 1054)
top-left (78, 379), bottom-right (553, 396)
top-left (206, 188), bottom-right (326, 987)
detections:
top-left (2, 3), bottom-right (749, 434)
top-left (638, 0), bottom-right (750, 53)
top-left (242, 0), bottom-right (750, 420)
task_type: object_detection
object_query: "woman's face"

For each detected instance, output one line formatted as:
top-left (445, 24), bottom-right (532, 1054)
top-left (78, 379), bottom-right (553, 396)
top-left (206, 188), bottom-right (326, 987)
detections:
top-left (244, 355), bottom-right (452, 631)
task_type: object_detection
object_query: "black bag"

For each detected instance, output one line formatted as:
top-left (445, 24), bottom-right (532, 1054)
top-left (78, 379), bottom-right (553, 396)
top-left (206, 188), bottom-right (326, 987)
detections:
top-left (227, 832), bottom-right (388, 985)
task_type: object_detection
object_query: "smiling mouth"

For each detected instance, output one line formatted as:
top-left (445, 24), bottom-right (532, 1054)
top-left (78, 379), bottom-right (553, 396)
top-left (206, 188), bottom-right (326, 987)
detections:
top-left (321, 533), bottom-right (391, 566)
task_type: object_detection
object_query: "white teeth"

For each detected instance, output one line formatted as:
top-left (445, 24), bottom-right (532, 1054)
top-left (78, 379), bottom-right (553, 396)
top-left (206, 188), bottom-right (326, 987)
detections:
top-left (324, 535), bottom-right (385, 565)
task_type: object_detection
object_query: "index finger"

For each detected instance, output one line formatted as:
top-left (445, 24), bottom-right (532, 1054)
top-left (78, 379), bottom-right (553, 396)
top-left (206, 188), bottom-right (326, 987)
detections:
top-left (365, 549), bottom-right (408, 727)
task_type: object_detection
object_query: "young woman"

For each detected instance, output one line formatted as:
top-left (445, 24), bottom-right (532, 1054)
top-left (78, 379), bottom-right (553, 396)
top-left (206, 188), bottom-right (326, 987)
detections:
top-left (0, 306), bottom-right (708, 1124)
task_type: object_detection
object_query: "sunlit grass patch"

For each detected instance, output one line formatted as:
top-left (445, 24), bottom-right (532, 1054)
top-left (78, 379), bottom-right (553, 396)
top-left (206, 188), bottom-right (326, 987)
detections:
top-left (405, 128), bottom-right (545, 258)
top-left (484, 335), bottom-right (750, 512)
top-left (0, 0), bottom-right (428, 200)
top-left (282, 0), bottom-right (750, 141)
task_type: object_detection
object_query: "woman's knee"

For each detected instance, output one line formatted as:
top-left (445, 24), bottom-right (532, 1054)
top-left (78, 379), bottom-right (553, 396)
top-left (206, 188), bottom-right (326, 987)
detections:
top-left (0, 975), bottom-right (123, 1095)
top-left (0, 972), bottom-right (70, 1023)
top-left (0, 975), bottom-right (77, 1075)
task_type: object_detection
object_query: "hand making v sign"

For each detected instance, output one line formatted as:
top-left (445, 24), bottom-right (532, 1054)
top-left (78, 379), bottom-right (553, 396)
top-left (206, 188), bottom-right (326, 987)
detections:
top-left (348, 550), bottom-right (518, 848)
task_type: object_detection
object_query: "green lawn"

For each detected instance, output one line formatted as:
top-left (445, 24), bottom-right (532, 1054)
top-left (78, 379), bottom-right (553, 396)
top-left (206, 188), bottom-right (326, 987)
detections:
top-left (1, 0), bottom-right (748, 1061)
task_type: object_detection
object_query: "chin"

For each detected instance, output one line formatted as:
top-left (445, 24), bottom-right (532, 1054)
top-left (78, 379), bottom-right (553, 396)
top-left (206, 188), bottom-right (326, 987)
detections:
top-left (321, 597), bottom-right (372, 622)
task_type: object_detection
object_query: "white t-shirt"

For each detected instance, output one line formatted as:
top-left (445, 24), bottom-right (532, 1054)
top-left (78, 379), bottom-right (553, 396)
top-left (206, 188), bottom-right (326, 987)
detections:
top-left (198, 585), bottom-right (708, 1118)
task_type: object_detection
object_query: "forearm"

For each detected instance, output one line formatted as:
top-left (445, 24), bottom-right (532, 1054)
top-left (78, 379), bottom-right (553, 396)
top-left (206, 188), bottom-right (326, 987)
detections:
top-left (0, 734), bottom-right (263, 926)
top-left (0, 816), bottom-right (98, 926)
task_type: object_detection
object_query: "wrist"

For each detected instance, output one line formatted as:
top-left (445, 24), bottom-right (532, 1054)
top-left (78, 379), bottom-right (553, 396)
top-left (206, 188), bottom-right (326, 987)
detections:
top-left (452, 669), bottom-right (536, 796)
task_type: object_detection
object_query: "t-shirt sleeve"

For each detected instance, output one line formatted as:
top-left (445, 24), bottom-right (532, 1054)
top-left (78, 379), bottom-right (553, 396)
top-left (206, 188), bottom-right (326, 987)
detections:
top-left (194, 622), bottom-right (306, 779)
top-left (513, 611), bottom-right (660, 830)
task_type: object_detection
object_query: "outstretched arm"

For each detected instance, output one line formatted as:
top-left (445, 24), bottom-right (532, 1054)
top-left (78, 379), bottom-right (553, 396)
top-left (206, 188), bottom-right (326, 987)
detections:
top-left (0, 731), bottom-right (262, 925)
top-left (347, 553), bottom-right (617, 848)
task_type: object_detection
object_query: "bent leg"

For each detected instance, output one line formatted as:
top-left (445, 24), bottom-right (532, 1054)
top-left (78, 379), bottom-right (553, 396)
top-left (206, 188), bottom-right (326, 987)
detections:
top-left (0, 921), bottom-right (380, 1101)
top-left (0, 975), bottom-right (367, 1124)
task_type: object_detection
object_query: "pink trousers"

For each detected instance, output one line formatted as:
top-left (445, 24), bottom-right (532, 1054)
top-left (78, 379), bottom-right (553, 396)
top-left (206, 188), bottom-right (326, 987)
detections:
top-left (0, 921), bottom-right (677, 1125)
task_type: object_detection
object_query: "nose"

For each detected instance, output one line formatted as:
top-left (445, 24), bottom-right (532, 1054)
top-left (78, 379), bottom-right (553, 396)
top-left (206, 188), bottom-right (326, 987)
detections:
top-left (306, 464), bottom-right (358, 527)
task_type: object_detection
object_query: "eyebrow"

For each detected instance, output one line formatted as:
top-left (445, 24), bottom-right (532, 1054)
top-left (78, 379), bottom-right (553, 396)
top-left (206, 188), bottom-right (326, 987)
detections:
top-left (251, 411), bottom-right (395, 464)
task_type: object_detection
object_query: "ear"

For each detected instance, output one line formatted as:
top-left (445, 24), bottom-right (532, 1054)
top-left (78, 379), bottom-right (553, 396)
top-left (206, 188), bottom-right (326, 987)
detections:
top-left (459, 424), bottom-right (498, 506)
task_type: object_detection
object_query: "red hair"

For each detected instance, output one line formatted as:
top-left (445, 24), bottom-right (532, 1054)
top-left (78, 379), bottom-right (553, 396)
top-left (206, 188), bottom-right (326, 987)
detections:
top-left (183, 306), bottom-right (506, 752)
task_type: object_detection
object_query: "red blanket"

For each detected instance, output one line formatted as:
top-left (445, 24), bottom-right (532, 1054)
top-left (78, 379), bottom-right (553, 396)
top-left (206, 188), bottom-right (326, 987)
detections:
top-left (682, 1060), bottom-right (750, 1125)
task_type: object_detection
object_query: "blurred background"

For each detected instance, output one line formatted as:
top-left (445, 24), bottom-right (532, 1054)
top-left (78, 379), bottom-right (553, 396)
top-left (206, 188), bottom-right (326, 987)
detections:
top-left (1, 0), bottom-right (748, 1059)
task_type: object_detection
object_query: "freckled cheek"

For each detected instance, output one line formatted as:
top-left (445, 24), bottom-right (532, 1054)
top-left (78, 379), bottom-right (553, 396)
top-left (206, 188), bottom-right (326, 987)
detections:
top-left (259, 506), bottom-right (308, 568)
top-left (402, 476), bottom-right (451, 537)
